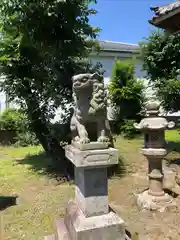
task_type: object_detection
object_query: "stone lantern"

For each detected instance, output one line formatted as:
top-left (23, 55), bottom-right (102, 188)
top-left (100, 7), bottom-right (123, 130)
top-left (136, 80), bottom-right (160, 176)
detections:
top-left (134, 100), bottom-right (175, 211)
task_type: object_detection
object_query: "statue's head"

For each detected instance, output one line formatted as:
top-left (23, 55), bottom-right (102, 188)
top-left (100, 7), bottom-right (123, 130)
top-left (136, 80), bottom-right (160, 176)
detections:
top-left (72, 72), bottom-right (106, 116)
top-left (72, 73), bottom-right (103, 91)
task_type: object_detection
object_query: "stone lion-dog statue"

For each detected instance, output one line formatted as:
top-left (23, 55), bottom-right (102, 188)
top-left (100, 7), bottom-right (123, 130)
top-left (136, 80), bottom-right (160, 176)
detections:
top-left (70, 73), bottom-right (112, 145)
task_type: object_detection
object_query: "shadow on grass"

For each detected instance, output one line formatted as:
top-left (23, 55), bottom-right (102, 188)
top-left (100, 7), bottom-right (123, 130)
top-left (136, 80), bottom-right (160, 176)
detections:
top-left (165, 141), bottom-right (180, 165)
top-left (0, 196), bottom-right (18, 211)
top-left (164, 188), bottom-right (179, 198)
top-left (16, 151), bottom-right (74, 182)
top-left (167, 141), bottom-right (180, 154)
top-left (169, 158), bottom-right (180, 166)
top-left (16, 150), bottom-right (126, 182)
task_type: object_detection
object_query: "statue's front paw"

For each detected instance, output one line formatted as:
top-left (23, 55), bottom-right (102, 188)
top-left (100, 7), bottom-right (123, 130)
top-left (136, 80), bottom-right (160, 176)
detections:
top-left (74, 136), bottom-right (80, 142)
top-left (80, 137), bottom-right (90, 144)
top-left (97, 136), bottom-right (109, 143)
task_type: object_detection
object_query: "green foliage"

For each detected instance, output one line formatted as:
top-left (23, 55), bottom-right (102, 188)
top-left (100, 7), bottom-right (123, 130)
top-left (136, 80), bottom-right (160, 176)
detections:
top-left (0, 108), bottom-right (26, 132)
top-left (0, 108), bottom-right (39, 146)
top-left (108, 60), bottom-right (145, 123)
top-left (119, 119), bottom-right (140, 139)
top-left (0, 0), bottom-right (100, 115)
top-left (156, 79), bottom-right (180, 112)
top-left (140, 30), bottom-right (180, 112)
top-left (0, 0), bottom-right (102, 164)
top-left (14, 132), bottom-right (39, 147)
top-left (140, 30), bottom-right (180, 81)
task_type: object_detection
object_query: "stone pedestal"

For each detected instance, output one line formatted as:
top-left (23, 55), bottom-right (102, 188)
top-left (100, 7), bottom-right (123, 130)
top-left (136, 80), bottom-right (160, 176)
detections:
top-left (143, 148), bottom-right (166, 197)
top-left (137, 150), bottom-right (173, 211)
top-left (45, 145), bottom-right (125, 240)
top-left (75, 167), bottom-right (108, 217)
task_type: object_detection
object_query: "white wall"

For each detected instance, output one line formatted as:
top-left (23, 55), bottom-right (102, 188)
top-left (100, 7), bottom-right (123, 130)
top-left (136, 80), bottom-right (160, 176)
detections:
top-left (0, 91), bottom-right (7, 112)
top-left (89, 55), bottom-right (146, 85)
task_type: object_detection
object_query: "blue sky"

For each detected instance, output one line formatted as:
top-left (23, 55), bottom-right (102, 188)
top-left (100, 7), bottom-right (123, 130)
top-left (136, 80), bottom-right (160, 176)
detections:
top-left (89, 0), bottom-right (172, 44)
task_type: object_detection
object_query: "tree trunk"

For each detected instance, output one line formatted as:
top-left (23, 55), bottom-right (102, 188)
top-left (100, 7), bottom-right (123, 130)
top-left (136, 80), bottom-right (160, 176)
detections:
top-left (21, 80), bottom-right (73, 178)
top-left (27, 98), bottom-right (67, 169)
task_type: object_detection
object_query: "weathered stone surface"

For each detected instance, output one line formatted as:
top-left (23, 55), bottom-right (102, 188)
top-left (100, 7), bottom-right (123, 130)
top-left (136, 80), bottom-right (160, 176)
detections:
top-left (57, 201), bottom-right (125, 240)
top-left (137, 190), bottom-right (176, 212)
top-left (56, 219), bottom-right (70, 240)
top-left (70, 73), bottom-right (111, 144)
top-left (44, 235), bottom-right (56, 240)
top-left (65, 145), bottom-right (119, 167)
top-left (71, 141), bottom-right (109, 151)
top-left (163, 168), bottom-right (176, 190)
top-left (141, 148), bottom-right (167, 157)
top-left (75, 167), bottom-right (108, 217)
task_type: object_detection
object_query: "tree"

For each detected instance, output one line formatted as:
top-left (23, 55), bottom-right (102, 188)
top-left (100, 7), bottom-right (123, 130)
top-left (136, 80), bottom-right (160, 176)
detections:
top-left (108, 60), bottom-right (145, 135)
top-left (0, 0), bottom-right (101, 173)
top-left (140, 30), bottom-right (180, 112)
top-left (109, 60), bottom-right (145, 120)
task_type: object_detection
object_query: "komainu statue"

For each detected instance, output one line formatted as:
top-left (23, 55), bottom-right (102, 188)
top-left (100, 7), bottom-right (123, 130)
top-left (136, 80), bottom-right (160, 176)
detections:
top-left (70, 73), bottom-right (111, 145)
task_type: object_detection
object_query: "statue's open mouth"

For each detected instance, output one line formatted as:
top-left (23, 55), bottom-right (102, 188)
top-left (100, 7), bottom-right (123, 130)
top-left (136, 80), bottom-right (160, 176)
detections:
top-left (73, 80), bottom-right (92, 89)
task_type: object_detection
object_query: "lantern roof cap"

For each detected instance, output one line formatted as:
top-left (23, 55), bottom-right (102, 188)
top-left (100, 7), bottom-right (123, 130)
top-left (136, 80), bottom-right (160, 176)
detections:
top-left (134, 100), bottom-right (175, 130)
top-left (145, 100), bottom-right (160, 116)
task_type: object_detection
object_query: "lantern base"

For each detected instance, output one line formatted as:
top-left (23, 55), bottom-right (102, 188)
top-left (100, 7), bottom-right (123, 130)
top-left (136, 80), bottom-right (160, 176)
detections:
top-left (137, 190), bottom-right (177, 212)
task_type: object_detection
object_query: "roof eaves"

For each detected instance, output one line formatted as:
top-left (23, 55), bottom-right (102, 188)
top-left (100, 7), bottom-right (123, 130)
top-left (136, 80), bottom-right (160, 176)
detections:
top-left (150, 1), bottom-right (180, 18)
top-left (102, 49), bottom-right (139, 54)
top-left (99, 40), bottom-right (139, 53)
top-left (150, 4), bottom-right (180, 27)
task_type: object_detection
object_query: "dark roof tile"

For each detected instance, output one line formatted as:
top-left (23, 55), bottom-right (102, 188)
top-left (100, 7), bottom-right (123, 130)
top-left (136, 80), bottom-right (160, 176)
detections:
top-left (151, 1), bottom-right (180, 18)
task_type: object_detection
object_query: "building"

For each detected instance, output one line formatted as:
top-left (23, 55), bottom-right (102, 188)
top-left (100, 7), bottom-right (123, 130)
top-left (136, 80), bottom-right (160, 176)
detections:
top-left (149, 0), bottom-right (180, 34)
top-left (90, 40), bottom-right (146, 85)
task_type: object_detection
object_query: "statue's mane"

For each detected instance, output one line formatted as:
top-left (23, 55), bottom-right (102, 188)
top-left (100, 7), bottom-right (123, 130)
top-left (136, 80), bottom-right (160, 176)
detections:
top-left (72, 73), bottom-right (106, 116)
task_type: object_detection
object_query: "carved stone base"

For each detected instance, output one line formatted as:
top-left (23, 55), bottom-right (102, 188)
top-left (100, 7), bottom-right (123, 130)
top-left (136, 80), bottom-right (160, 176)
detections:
top-left (137, 190), bottom-right (176, 212)
top-left (71, 141), bottom-right (109, 150)
top-left (57, 201), bottom-right (125, 240)
top-left (65, 145), bottom-right (119, 168)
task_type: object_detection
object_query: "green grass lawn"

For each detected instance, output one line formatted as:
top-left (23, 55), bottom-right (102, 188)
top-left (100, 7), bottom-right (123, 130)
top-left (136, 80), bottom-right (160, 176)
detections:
top-left (0, 146), bottom-right (74, 240)
top-left (165, 129), bottom-right (180, 162)
top-left (0, 130), bottom-right (180, 240)
top-left (165, 129), bottom-right (180, 142)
